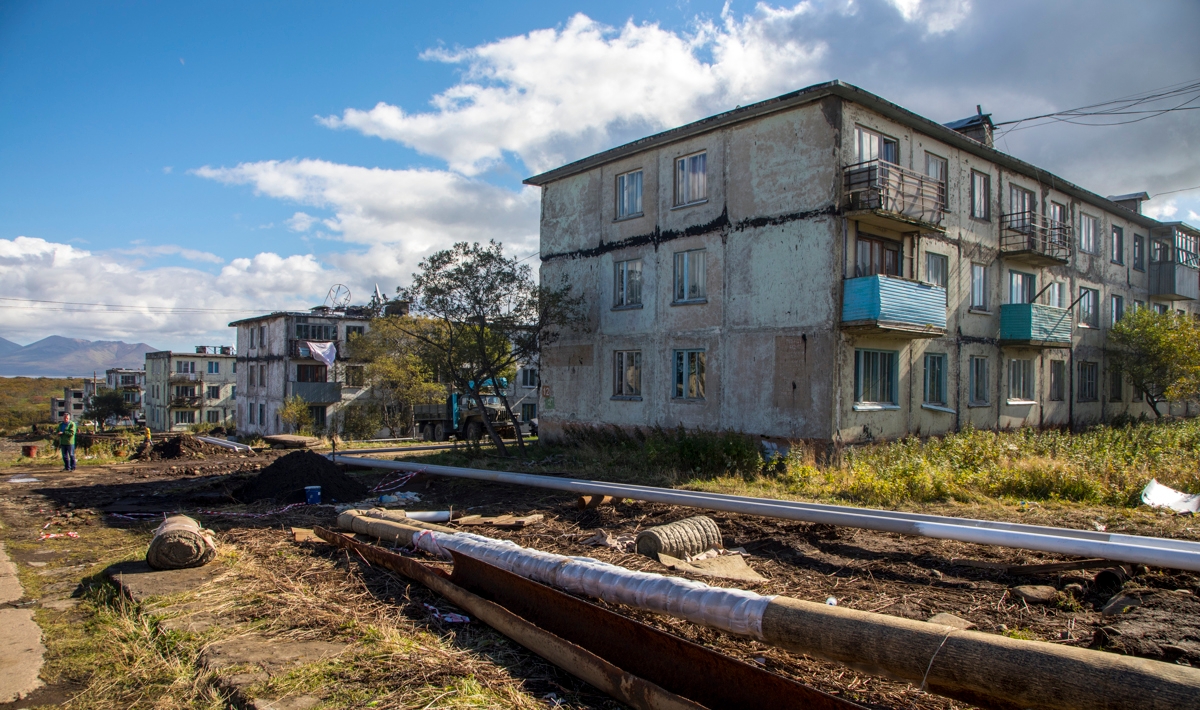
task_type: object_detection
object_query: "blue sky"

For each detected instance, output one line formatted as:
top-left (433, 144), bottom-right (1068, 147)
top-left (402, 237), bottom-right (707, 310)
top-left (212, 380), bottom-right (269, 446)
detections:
top-left (2, 0), bottom-right (1198, 350)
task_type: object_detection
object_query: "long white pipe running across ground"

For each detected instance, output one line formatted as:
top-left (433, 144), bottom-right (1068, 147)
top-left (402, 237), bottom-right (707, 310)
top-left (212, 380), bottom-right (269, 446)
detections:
top-left (330, 454), bottom-right (1200, 572)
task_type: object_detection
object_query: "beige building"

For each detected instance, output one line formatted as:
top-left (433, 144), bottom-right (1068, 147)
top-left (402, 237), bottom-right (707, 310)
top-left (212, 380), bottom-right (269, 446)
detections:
top-left (525, 81), bottom-right (1198, 444)
top-left (229, 307), bottom-right (372, 436)
top-left (144, 347), bottom-right (238, 432)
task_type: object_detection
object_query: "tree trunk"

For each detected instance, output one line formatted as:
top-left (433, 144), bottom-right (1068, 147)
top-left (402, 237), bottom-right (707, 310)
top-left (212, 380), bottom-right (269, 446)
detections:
top-left (1146, 390), bottom-right (1163, 418)
top-left (498, 393), bottom-right (527, 457)
top-left (468, 387), bottom-right (508, 456)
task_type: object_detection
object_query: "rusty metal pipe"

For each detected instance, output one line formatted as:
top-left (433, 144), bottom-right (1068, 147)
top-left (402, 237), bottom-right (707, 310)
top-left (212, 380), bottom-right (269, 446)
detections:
top-left (330, 454), bottom-right (1200, 570)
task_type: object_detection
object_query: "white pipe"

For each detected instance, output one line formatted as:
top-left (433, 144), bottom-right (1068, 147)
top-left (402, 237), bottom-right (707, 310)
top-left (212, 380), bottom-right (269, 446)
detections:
top-left (406, 511), bottom-right (453, 523)
top-left (332, 454), bottom-right (1200, 571)
top-left (196, 436), bottom-right (252, 452)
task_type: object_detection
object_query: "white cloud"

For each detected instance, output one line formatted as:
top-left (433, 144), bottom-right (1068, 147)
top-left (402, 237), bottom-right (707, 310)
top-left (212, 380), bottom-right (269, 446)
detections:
top-left (884, 0), bottom-right (971, 34)
top-left (0, 236), bottom-right (327, 345)
top-left (117, 244), bottom-right (225, 264)
top-left (285, 211), bottom-right (318, 232)
top-left (1143, 199), bottom-right (1179, 221)
top-left (318, 9), bottom-right (827, 175)
top-left (162, 166), bottom-right (173, 174)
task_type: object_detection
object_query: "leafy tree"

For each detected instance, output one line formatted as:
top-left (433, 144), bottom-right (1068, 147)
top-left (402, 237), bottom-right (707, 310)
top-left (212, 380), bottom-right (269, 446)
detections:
top-left (84, 389), bottom-right (131, 430)
top-left (1109, 308), bottom-right (1200, 417)
top-left (397, 240), bottom-right (584, 456)
top-left (347, 315), bottom-right (446, 437)
top-left (279, 395), bottom-right (316, 435)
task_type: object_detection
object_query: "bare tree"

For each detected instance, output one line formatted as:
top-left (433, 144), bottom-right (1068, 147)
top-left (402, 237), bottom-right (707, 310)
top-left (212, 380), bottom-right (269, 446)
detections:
top-left (398, 241), bottom-right (584, 456)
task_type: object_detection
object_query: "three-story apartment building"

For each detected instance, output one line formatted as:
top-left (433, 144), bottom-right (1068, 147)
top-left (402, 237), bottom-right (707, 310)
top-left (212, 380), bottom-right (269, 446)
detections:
top-left (145, 347), bottom-right (237, 431)
top-left (526, 81), bottom-right (1198, 444)
top-left (229, 307), bottom-right (372, 436)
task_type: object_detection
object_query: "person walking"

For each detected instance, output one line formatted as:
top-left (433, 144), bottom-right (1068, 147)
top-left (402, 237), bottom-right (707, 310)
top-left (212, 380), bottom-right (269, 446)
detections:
top-left (57, 413), bottom-right (77, 471)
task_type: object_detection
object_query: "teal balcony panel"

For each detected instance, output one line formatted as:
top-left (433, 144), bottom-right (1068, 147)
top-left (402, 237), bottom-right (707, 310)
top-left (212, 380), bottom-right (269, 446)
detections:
top-left (841, 275), bottom-right (946, 338)
top-left (999, 303), bottom-right (1072, 348)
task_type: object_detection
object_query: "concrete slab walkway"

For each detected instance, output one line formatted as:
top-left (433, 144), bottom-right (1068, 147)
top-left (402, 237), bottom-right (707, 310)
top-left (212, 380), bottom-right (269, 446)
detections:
top-left (0, 541), bottom-right (45, 703)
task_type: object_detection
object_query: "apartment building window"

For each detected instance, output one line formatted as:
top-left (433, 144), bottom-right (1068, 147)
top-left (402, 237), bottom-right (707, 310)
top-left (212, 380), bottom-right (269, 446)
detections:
top-left (923, 353), bottom-right (947, 406)
top-left (971, 263), bottom-right (988, 310)
top-left (309, 406), bottom-right (326, 428)
top-left (1134, 299), bottom-right (1145, 311)
top-left (346, 366), bottom-right (365, 387)
top-left (1079, 288), bottom-right (1099, 327)
top-left (969, 356), bottom-right (990, 405)
top-left (248, 404), bottom-right (255, 424)
top-left (857, 235), bottom-right (901, 277)
top-left (1046, 282), bottom-right (1064, 308)
top-left (259, 325), bottom-right (266, 349)
top-left (1133, 382), bottom-right (1144, 402)
top-left (521, 403), bottom-right (537, 422)
top-left (1109, 368), bottom-right (1123, 402)
top-left (1077, 362), bottom-right (1099, 402)
top-left (1009, 270), bottom-right (1036, 304)
top-left (295, 321), bottom-right (336, 340)
top-left (1154, 303), bottom-right (1169, 314)
top-left (231, 386), bottom-right (236, 399)
top-left (673, 349), bottom-right (706, 400)
top-left (207, 361), bottom-right (220, 374)
top-left (854, 126), bottom-right (898, 164)
top-left (259, 403), bottom-right (265, 425)
top-left (854, 349), bottom-right (897, 406)
top-left (674, 152), bottom-right (707, 206)
top-left (249, 328), bottom-right (255, 349)
top-left (1009, 185), bottom-right (1035, 228)
top-left (617, 169), bottom-right (643, 218)
top-left (925, 153), bottom-right (947, 210)
top-left (206, 385), bottom-right (220, 399)
top-left (259, 365), bottom-right (265, 388)
top-left (248, 367), bottom-right (255, 387)
top-left (297, 364), bottom-right (327, 382)
top-left (1111, 226), bottom-right (1125, 264)
top-left (1080, 214), bottom-right (1099, 254)
top-left (174, 411), bottom-right (195, 425)
top-left (970, 171), bottom-right (990, 220)
top-left (1133, 235), bottom-right (1145, 271)
top-left (1049, 360), bottom-right (1066, 401)
top-left (925, 253), bottom-right (948, 288)
top-left (1008, 359), bottom-right (1035, 402)
top-left (176, 360), bottom-right (195, 374)
top-left (673, 249), bottom-right (706, 303)
top-left (518, 367), bottom-right (538, 388)
top-left (614, 258), bottom-right (643, 307)
top-left (1049, 202), bottom-right (1069, 247)
top-left (614, 351), bottom-right (642, 398)
top-left (1111, 295), bottom-right (1125, 326)
top-left (345, 326), bottom-right (365, 340)
top-left (175, 386), bottom-right (195, 398)
top-left (206, 411), bottom-right (220, 424)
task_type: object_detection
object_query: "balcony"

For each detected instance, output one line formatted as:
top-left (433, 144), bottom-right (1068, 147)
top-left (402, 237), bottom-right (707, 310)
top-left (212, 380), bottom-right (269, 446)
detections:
top-left (1150, 261), bottom-right (1199, 301)
top-left (1000, 212), bottom-right (1072, 266)
top-left (844, 160), bottom-right (946, 233)
top-left (170, 396), bottom-right (202, 408)
top-left (287, 381), bottom-right (343, 404)
top-left (169, 372), bottom-right (201, 383)
top-left (999, 303), bottom-right (1072, 348)
top-left (288, 339), bottom-right (343, 360)
top-left (841, 275), bottom-right (946, 338)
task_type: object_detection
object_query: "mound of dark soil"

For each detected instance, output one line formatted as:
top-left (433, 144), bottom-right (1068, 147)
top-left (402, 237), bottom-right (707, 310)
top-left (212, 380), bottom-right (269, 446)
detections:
top-left (234, 450), bottom-right (369, 504)
top-left (133, 435), bottom-right (225, 461)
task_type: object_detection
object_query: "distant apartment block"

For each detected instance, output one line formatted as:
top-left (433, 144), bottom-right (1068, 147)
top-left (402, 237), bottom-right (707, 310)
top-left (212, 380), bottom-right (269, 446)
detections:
top-left (526, 80), bottom-right (1199, 444)
top-left (144, 347), bottom-right (237, 432)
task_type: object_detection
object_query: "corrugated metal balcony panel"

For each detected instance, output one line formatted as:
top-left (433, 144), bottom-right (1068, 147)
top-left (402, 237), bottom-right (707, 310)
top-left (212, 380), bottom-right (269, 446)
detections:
top-left (288, 381), bottom-right (343, 404)
top-left (1149, 261), bottom-right (1199, 301)
top-left (841, 275), bottom-right (947, 338)
top-left (999, 303), bottom-right (1072, 348)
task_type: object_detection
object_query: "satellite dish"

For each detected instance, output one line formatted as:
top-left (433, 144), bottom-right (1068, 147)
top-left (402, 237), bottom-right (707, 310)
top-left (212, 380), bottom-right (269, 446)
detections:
top-left (326, 284), bottom-right (352, 309)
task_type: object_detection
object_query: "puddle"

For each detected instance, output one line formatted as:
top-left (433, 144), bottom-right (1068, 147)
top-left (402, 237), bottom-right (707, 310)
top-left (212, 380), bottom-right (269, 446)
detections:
top-left (7, 476), bottom-right (40, 483)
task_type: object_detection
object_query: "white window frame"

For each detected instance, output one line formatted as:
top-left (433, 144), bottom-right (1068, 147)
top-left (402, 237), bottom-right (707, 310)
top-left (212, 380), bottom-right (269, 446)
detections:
top-left (674, 152), bottom-right (707, 206)
top-left (1080, 214), bottom-right (1099, 254)
top-left (970, 171), bottom-right (990, 220)
top-left (854, 126), bottom-right (898, 164)
top-left (519, 368), bottom-right (539, 388)
top-left (925, 252), bottom-right (948, 289)
top-left (1008, 358), bottom-right (1035, 403)
top-left (672, 349), bottom-right (706, 400)
top-left (614, 258), bottom-right (644, 308)
top-left (1009, 270), bottom-right (1036, 305)
top-left (969, 356), bottom-right (990, 406)
top-left (854, 349), bottom-right (898, 408)
top-left (673, 249), bottom-right (706, 303)
top-left (613, 350), bottom-right (642, 398)
top-left (616, 169), bottom-right (643, 219)
top-left (970, 263), bottom-right (988, 311)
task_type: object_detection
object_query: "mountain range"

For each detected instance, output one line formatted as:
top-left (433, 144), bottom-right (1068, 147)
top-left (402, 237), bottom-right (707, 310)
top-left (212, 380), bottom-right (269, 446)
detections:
top-left (0, 336), bottom-right (160, 377)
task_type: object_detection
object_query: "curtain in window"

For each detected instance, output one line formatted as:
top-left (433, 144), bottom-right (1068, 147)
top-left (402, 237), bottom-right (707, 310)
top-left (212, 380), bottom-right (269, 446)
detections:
top-left (675, 154), bottom-right (706, 205)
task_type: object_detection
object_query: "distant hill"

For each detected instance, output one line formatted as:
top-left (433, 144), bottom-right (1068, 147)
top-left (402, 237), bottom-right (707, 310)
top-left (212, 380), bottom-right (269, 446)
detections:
top-left (0, 336), bottom-right (160, 377)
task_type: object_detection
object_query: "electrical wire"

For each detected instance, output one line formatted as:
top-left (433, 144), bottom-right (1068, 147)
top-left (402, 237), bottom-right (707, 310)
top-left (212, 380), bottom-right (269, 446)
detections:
top-left (0, 296), bottom-right (287, 314)
top-left (993, 78), bottom-right (1200, 138)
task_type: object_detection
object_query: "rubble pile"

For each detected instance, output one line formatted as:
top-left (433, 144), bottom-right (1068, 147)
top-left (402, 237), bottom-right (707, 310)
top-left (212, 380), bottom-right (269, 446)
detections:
top-left (133, 435), bottom-right (226, 461)
top-left (235, 450), bottom-right (369, 504)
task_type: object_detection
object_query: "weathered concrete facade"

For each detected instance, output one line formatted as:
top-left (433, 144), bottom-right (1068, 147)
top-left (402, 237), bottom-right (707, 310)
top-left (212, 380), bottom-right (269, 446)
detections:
top-left (230, 309), bottom-right (371, 436)
top-left (527, 81), bottom-right (1199, 444)
top-left (144, 347), bottom-right (237, 432)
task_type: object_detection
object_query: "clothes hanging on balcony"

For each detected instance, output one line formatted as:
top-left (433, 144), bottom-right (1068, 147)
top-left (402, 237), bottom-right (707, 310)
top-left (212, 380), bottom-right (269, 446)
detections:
top-left (306, 340), bottom-right (337, 368)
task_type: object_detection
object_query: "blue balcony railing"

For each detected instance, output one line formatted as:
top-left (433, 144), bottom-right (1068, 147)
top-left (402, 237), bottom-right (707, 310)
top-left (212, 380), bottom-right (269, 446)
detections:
top-left (999, 303), bottom-right (1072, 348)
top-left (841, 275), bottom-right (946, 337)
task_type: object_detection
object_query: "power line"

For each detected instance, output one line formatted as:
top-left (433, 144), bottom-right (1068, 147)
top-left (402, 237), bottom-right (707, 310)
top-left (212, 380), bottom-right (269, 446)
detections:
top-left (993, 78), bottom-right (1200, 137)
top-left (1152, 185), bottom-right (1200, 199)
top-left (0, 296), bottom-right (284, 314)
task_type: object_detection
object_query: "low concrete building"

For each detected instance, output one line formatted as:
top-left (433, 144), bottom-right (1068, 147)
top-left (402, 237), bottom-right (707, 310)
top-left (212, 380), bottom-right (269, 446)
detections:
top-left (144, 347), bottom-right (238, 432)
top-left (229, 307), bottom-right (373, 436)
top-left (49, 387), bottom-right (86, 421)
top-left (95, 368), bottom-right (146, 423)
top-left (526, 80), bottom-right (1199, 444)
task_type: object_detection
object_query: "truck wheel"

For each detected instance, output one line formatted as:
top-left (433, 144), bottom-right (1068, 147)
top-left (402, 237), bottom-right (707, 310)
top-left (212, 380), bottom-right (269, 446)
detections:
top-left (421, 424), bottom-right (433, 442)
top-left (467, 421), bottom-right (483, 442)
top-left (434, 423), bottom-right (447, 442)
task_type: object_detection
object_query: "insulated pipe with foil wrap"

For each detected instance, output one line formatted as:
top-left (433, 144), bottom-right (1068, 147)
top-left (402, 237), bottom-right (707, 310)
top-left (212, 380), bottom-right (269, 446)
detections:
top-left (338, 509), bottom-right (1200, 710)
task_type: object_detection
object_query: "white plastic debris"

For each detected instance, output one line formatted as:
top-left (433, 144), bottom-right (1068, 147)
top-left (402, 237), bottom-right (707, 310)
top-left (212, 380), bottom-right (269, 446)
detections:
top-left (826, 596), bottom-right (838, 606)
top-left (1141, 479), bottom-right (1200, 514)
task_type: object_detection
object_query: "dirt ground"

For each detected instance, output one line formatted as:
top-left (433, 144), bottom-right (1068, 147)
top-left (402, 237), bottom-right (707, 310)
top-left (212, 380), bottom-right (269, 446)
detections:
top-left (2, 442), bottom-right (1199, 709)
